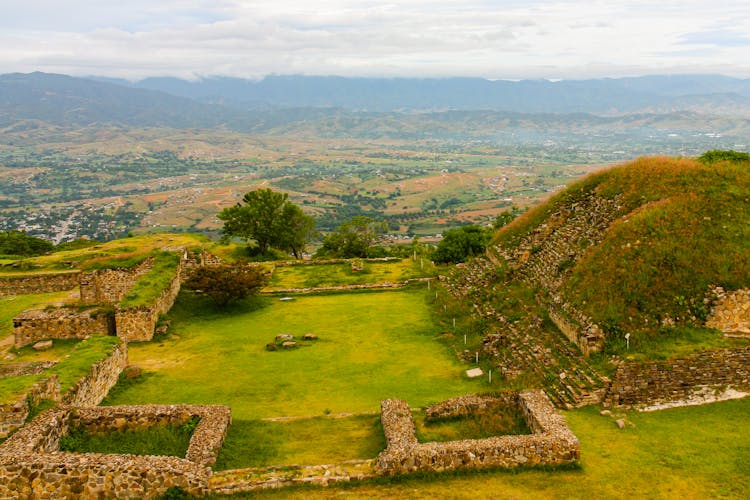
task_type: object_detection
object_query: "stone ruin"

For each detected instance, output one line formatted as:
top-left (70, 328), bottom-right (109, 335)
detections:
top-left (375, 390), bottom-right (580, 475)
top-left (0, 404), bottom-right (231, 498)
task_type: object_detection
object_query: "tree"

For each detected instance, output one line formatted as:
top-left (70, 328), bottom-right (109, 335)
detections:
top-left (183, 264), bottom-right (268, 307)
top-left (317, 216), bottom-right (388, 258)
top-left (431, 225), bottom-right (491, 264)
top-left (0, 230), bottom-right (54, 256)
top-left (493, 206), bottom-right (523, 229)
top-left (698, 150), bottom-right (750, 165)
top-left (218, 189), bottom-right (315, 258)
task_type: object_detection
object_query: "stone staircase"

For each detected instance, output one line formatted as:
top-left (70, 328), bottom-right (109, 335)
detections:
top-left (443, 192), bottom-right (628, 408)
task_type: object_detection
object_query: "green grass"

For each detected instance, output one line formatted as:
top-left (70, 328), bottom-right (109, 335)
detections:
top-left (0, 291), bottom-right (72, 339)
top-left (105, 289), bottom-right (484, 420)
top-left (59, 420), bottom-right (196, 457)
top-left (213, 398), bottom-right (750, 499)
top-left (119, 251), bottom-right (181, 308)
top-left (0, 336), bottom-right (120, 403)
top-left (215, 414), bottom-right (385, 470)
top-left (267, 258), bottom-right (433, 290)
top-left (412, 405), bottom-right (531, 443)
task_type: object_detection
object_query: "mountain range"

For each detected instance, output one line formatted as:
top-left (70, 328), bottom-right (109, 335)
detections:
top-left (1, 72), bottom-right (750, 141)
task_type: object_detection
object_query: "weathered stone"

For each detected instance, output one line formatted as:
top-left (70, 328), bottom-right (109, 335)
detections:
top-left (265, 343), bottom-right (277, 351)
top-left (465, 368), bottom-right (483, 378)
top-left (303, 334), bottom-right (318, 341)
top-left (32, 341), bottom-right (53, 351)
top-left (275, 334), bottom-right (295, 342)
top-left (124, 366), bottom-right (141, 380)
top-left (281, 341), bottom-right (297, 349)
top-left (615, 419), bottom-right (626, 429)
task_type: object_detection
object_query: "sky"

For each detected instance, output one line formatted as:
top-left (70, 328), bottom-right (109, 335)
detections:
top-left (1, 0), bottom-right (749, 81)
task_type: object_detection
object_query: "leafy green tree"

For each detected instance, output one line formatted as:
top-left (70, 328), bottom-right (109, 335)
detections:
top-left (218, 189), bottom-right (315, 258)
top-left (317, 216), bottom-right (388, 258)
top-left (183, 264), bottom-right (268, 307)
top-left (698, 150), bottom-right (750, 165)
top-left (431, 225), bottom-right (491, 264)
top-left (493, 206), bottom-right (524, 229)
top-left (0, 230), bottom-right (54, 256)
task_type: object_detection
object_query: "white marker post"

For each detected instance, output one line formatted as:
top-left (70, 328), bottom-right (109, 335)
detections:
top-left (475, 351), bottom-right (479, 364)
top-left (489, 370), bottom-right (492, 384)
top-left (453, 318), bottom-right (456, 328)
top-left (625, 332), bottom-right (631, 350)
top-left (464, 334), bottom-right (467, 345)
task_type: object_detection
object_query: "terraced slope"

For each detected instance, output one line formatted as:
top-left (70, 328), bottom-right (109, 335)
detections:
top-left (446, 155), bottom-right (750, 407)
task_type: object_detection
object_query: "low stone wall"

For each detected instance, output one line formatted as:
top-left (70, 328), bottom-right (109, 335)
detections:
top-left (209, 460), bottom-right (376, 494)
top-left (115, 269), bottom-right (181, 342)
top-left (376, 391), bottom-right (580, 475)
top-left (79, 258), bottom-right (154, 304)
top-left (265, 278), bottom-right (432, 295)
top-left (0, 271), bottom-right (81, 297)
top-left (706, 287), bottom-right (750, 334)
top-left (0, 361), bottom-right (56, 377)
top-left (13, 307), bottom-right (111, 348)
top-left (425, 393), bottom-right (516, 420)
top-left (62, 341), bottom-right (128, 406)
top-left (604, 346), bottom-right (750, 408)
top-left (0, 375), bottom-right (59, 438)
top-left (0, 404), bottom-right (230, 498)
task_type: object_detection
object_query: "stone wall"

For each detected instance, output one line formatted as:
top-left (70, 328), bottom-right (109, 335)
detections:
top-left (0, 404), bottom-right (230, 498)
top-left (115, 268), bottom-right (182, 342)
top-left (0, 376), bottom-right (59, 438)
top-left (706, 287), bottom-right (750, 334)
top-left (61, 340), bottom-right (128, 406)
top-left (0, 271), bottom-right (81, 297)
top-left (604, 346), bottom-right (750, 408)
top-left (375, 390), bottom-right (580, 475)
top-left (0, 340), bottom-right (126, 437)
top-left (13, 307), bottom-right (112, 348)
top-left (79, 258), bottom-right (154, 304)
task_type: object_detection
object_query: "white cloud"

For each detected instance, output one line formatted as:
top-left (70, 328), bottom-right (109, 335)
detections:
top-left (1, 1), bottom-right (749, 80)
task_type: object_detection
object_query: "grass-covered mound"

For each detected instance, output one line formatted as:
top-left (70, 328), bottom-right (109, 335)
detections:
top-left (491, 155), bottom-right (750, 354)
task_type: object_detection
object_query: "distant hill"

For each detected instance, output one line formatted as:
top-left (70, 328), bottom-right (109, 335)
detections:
top-left (127, 73), bottom-right (750, 114)
top-left (2, 72), bottom-right (750, 143)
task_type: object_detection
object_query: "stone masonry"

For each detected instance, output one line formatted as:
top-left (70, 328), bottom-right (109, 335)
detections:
top-left (13, 307), bottom-right (111, 348)
top-left (375, 390), bottom-right (580, 475)
top-left (0, 271), bottom-right (81, 297)
top-left (604, 346), bottom-right (750, 408)
top-left (0, 404), bottom-right (230, 498)
top-left (115, 268), bottom-right (182, 342)
top-left (79, 258), bottom-right (154, 304)
top-left (706, 287), bottom-right (750, 334)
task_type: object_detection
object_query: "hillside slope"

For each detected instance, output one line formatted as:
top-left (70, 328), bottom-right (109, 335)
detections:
top-left (440, 155), bottom-right (749, 407)
top-left (490, 156), bottom-right (750, 349)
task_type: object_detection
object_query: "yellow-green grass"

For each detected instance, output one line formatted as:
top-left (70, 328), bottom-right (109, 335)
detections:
top-left (212, 398), bottom-right (750, 499)
top-left (267, 259), bottom-right (433, 290)
top-left (2, 233), bottom-right (209, 272)
top-left (0, 291), bottom-right (73, 340)
top-left (215, 414), bottom-right (385, 470)
top-left (105, 289), bottom-right (484, 420)
top-left (0, 336), bottom-right (121, 403)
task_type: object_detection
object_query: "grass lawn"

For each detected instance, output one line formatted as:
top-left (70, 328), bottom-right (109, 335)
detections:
top-left (215, 414), bottom-right (385, 470)
top-left (105, 288), bottom-right (486, 466)
top-left (212, 397), bottom-right (750, 499)
top-left (59, 420), bottom-right (195, 458)
top-left (106, 289), bottom-right (482, 419)
top-left (267, 259), bottom-right (432, 290)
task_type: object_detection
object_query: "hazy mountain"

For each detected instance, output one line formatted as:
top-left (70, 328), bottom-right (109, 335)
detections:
top-left (1, 72), bottom-right (749, 143)
top-left (127, 74), bottom-right (750, 114)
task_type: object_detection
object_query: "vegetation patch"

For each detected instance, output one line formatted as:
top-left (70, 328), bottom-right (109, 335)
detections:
top-left (412, 404), bottom-right (531, 443)
top-left (215, 414), bottom-right (385, 470)
top-left (104, 289), bottom-right (483, 421)
top-left (119, 251), bottom-right (180, 308)
top-left (59, 418), bottom-right (197, 457)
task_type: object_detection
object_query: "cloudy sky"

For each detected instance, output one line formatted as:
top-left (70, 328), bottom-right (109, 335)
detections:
top-left (2, 0), bottom-right (749, 81)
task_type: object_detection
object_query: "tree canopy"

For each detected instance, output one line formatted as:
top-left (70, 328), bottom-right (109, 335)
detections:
top-left (0, 230), bottom-right (54, 256)
top-left (698, 150), bottom-right (750, 165)
top-left (431, 225), bottom-right (492, 264)
top-left (218, 189), bottom-right (316, 258)
top-left (316, 216), bottom-right (388, 258)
